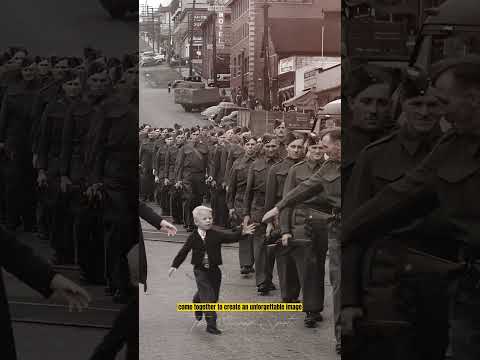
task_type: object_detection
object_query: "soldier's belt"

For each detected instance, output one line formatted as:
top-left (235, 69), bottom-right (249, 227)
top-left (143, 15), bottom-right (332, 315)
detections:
top-left (266, 238), bottom-right (312, 247)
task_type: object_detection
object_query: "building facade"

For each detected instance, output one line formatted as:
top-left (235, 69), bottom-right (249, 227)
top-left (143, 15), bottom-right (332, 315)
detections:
top-left (171, 0), bottom-right (210, 60)
top-left (227, 0), bottom-right (341, 105)
top-left (201, 8), bottom-right (232, 82)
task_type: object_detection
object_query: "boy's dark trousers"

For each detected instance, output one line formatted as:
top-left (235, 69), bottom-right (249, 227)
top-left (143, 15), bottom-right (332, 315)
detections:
top-left (193, 265), bottom-right (221, 327)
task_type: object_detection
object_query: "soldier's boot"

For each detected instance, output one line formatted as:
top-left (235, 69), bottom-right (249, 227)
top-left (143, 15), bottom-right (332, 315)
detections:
top-left (304, 312), bottom-right (319, 328)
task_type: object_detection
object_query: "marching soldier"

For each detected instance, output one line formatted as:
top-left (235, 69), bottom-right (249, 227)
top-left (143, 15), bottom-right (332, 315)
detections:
top-left (264, 137), bottom-right (305, 302)
top-left (343, 66), bottom-right (393, 188)
top-left (227, 135), bottom-right (258, 275)
top-left (139, 129), bottom-right (157, 202)
top-left (342, 86), bottom-right (450, 359)
top-left (37, 73), bottom-right (83, 266)
top-left (0, 57), bottom-right (42, 232)
top-left (165, 132), bottom-right (185, 224)
top-left (88, 64), bottom-right (139, 303)
top-left (263, 128), bottom-right (341, 351)
top-left (244, 134), bottom-right (280, 295)
top-left (341, 56), bottom-right (480, 360)
top-left (174, 129), bottom-right (209, 232)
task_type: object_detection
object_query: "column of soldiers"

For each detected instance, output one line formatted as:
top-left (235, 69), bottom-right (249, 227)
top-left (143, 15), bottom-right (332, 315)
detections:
top-left (140, 119), bottom-right (342, 338)
top-left (339, 56), bottom-right (480, 360)
top-left (0, 45), bottom-right (140, 305)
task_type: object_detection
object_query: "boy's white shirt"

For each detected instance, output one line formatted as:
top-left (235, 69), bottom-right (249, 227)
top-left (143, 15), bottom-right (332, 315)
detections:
top-left (197, 228), bottom-right (209, 265)
top-left (197, 228), bottom-right (207, 241)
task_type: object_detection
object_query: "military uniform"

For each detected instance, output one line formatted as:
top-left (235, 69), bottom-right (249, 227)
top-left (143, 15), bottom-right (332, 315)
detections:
top-left (224, 143), bottom-right (244, 180)
top-left (139, 139), bottom-right (156, 201)
top-left (0, 79), bottom-right (41, 231)
top-left (341, 130), bottom-right (480, 360)
top-left (174, 141), bottom-right (209, 230)
top-left (164, 143), bottom-right (183, 223)
top-left (277, 159), bottom-right (328, 313)
top-left (275, 160), bottom-right (341, 339)
top-left (342, 127), bottom-right (386, 191)
top-left (265, 157), bottom-right (302, 301)
top-left (209, 142), bottom-right (227, 226)
top-left (244, 156), bottom-right (279, 291)
top-left (343, 125), bottom-right (450, 359)
top-left (212, 143), bottom-right (229, 227)
top-left (31, 79), bottom-right (63, 239)
top-left (90, 94), bottom-right (139, 297)
top-left (153, 139), bottom-right (167, 210)
top-left (60, 96), bottom-right (103, 270)
top-left (37, 95), bottom-right (73, 263)
top-left (227, 154), bottom-right (255, 270)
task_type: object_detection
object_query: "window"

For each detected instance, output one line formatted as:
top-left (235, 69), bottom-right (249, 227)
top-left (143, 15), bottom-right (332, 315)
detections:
top-left (233, 58), bottom-right (237, 78)
top-left (238, 54), bottom-right (242, 76)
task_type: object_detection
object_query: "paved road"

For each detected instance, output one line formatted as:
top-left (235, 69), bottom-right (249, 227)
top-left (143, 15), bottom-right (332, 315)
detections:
top-left (5, 231), bottom-right (124, 359)
top-left (140, 203), bottom-right (339, 360)
top-left (1, 0), bottom-right (137, 56)
top-left (140, 63), bottom-right (211, 128)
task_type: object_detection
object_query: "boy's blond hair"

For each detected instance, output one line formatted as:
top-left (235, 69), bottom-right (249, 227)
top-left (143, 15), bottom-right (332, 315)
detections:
top-left (192, 206), bottom-right (213, 220)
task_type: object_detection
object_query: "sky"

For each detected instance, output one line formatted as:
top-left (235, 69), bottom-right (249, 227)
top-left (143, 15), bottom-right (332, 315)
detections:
top-left (141, 0), bottom-right (171, 8)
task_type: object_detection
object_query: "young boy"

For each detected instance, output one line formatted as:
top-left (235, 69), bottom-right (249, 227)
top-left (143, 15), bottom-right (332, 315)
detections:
top-left (168, 206), bottom-right (255, 334)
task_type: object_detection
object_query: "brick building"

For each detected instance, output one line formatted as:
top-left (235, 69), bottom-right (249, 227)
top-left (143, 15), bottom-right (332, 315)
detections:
top-left (226, 0), bottom-right (340, 105)
top-left (200, 8), bottom-right (232, 82)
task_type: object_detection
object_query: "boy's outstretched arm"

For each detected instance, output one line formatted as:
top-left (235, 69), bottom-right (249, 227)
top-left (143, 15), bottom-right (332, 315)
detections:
top-left (170, 236), bottom-right (193, 270)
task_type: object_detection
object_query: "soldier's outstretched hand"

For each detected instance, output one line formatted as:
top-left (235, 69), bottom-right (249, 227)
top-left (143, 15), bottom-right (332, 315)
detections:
top-left (49, 274), bottom-right (91, 312)
top-left (168, 267), bottom-right (177, 277)
top-left (262, 207), bottom-right (279, 223)
top-left (241, 222), bottom-right (256, 235)
top-left (160, 220), bottom-right (177, 236)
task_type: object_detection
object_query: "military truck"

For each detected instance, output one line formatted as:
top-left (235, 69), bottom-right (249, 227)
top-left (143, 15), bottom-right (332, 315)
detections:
top-left (174, 87), bottom-right (221, 112)
top-left (407, 0), bottom-right (480, 85)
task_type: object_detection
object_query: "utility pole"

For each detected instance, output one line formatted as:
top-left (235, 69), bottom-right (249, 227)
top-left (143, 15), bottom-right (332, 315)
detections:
top-left (189, 0), bottom-right (197, 78)
top-left (212, 11), bottom-right (217, 86)
top-left (150, 6), bottom-right (156, 53)
top-left (168, 11), bottom-right (172, 61)
top-left (262, 3), bottom-right (271, 111)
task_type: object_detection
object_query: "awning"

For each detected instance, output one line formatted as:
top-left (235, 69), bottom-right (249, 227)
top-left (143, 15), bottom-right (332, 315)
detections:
top-left (313, 85), bottom-right (341, 108)
top-left (284, 85), bottom-right (341, 111)
top-left (283, 90), bottom-right (317, 111)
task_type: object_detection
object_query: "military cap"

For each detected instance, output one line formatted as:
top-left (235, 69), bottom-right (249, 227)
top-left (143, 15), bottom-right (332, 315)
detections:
top-left (261, 133), bottom-right (276, 144)
top-left (344, 64), bottom-right (394, 98)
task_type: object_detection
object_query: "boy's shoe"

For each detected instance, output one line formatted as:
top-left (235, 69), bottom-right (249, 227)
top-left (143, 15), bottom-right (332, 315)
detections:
top-left (206, 326), bottom-right (222, 335)
top-left (194, 311), bottom-right (203, 321)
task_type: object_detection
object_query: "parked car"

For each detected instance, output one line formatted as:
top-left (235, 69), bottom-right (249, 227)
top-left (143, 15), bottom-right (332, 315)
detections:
top-left (140, 56), bottom-right (162, 67)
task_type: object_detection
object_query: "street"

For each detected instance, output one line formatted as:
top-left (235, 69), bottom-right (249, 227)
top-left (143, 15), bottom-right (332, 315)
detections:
top-left (140, 204), bottom-right (339, 360)
top-left (5, 231), bottom-right (124, 359)
top-left (1, 0), bottom-right (137, 56)
top-left (140, 63), bottom-right (211, 128)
